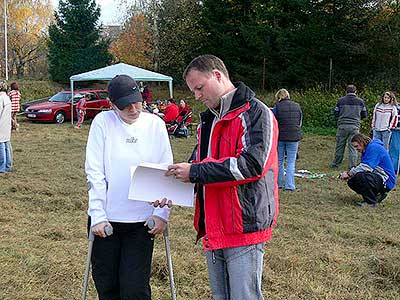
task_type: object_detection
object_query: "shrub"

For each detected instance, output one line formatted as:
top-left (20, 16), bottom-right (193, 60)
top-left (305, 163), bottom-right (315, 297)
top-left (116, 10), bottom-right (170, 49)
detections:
top-left (17, 80), bottom-right (64, 104)
top-left (15, 80), bottom-right (387, 134)
top-left (288, 86), bottom-right (383, 133)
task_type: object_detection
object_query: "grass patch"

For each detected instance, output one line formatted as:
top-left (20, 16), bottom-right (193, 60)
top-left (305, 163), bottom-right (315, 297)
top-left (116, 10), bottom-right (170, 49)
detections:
top-left (0, 116), bottom-right (399, 300)
top-left (303, 126), bottom-right (337, 136)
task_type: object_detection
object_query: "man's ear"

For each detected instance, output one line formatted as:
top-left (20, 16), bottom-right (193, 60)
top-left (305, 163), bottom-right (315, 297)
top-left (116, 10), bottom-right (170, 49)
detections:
top-left (213, 70), bottom-right (222, 82)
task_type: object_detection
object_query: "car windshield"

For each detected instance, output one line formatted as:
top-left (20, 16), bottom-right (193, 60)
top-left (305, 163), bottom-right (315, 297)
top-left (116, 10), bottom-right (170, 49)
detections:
top-left (49, 92), bottom-right (72, 102)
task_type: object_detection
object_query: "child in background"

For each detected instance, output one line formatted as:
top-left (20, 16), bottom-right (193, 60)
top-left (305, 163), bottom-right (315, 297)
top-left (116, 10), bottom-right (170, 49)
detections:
top-left (8, 82), bottom-right (21, 131)
top-left (371, 91), bottom-right (398, 149)
top-left (74, 93), bottom-right (88, 129)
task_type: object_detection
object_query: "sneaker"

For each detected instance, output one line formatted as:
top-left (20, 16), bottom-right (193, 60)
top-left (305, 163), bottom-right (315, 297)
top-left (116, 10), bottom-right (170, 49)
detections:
top-left (330, 164), bottom-right (339, 169)
top-left (356, 201), bottom-right (377, 208)
top-left (376, 192), bottom-right (388, 203)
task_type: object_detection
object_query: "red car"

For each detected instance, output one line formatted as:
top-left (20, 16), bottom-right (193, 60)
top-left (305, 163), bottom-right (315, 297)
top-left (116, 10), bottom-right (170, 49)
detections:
top-left (24, 89), bottom-right (111, 124)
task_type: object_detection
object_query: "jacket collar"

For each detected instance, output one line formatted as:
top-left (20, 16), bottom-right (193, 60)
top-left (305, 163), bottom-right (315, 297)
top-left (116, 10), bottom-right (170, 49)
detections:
top-left (200, 81), bottom-right (255, 121)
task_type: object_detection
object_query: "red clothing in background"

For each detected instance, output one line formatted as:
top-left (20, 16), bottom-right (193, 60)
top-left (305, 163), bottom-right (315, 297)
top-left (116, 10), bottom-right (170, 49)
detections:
top-left (76, 97), bottom-right (87, 111)
top-left (8, 90), bottom-right (21, 112)
top-left (178, 104), bottom-right (193, 125)
top-left (163, 103), bottom-right (179, 123)
top-left (141, 86), bottom-right (152, 103)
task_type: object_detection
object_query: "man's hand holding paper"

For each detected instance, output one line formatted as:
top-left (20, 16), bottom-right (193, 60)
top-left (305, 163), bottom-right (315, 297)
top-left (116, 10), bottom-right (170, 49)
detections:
top-left (129, 163), bottom-right (194, 207)
top-left (166, 163), bottom-right (192, 183)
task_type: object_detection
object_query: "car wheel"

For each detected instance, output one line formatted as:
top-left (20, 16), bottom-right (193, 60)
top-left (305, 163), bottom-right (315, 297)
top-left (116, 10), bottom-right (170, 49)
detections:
top-left (54, 111), bottom-right (66, 124)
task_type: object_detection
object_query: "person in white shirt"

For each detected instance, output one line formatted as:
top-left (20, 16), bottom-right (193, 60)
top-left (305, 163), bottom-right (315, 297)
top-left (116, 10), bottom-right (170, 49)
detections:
top-left (0, 80), bottom-right (12, 173)
top-left (85, 74), bottom-right (173, 300)
top-left (371, 91), bottom-right (398, 149)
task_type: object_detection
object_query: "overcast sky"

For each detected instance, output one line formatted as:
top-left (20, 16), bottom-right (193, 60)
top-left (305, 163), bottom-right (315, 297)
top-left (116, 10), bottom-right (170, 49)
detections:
top-left (50, 0), bottom-right (123, 25)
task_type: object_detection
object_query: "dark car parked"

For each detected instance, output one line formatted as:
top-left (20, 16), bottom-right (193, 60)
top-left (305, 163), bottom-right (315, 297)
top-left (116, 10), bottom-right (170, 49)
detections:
top-left (24, 90), bottom-right (111, 124)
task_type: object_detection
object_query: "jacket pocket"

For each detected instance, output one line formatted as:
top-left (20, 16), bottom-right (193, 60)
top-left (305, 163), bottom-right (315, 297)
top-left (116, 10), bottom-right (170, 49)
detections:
top-left (213, 186), bottom-right (243, 234)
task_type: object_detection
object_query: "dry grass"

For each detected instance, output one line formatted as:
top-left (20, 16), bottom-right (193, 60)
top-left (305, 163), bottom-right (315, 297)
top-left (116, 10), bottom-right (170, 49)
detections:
top-left (0, 116), bottom-right (399, 300)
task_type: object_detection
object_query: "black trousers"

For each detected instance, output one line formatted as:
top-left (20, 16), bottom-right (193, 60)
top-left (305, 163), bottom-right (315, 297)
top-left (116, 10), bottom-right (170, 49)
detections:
top-left (89, 220), bottom-right (155, 300)
top-left (347, 172), bottom-right (387, 204)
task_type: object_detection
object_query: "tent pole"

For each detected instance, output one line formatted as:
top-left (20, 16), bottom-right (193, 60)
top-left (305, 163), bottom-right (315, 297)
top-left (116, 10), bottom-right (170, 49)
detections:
top-left (169, 80), bottom-right (173, 98)
top-left (70, 80), bottom-right (74, 125)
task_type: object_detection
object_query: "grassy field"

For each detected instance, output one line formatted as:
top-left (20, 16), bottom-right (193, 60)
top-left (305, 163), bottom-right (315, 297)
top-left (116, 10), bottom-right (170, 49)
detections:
top-left (0, 116), bottom-right (399, 300)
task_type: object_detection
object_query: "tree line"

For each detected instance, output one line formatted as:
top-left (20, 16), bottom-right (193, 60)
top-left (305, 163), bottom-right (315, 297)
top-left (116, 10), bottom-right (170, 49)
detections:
top-left (3, 0), bottom-right (400, 91)
top-left (111, 0), bottom-right (400, 89)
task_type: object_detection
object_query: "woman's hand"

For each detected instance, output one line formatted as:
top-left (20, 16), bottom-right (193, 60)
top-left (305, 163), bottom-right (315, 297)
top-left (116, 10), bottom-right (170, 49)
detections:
top-left (145, 216), bottom-right (167, 235)
top-left (91, 222), bottom-right (111, 238)
top-left (151, 197), bottom-right (173, 208)
top-left (339, 171), bottom-right (350, 180)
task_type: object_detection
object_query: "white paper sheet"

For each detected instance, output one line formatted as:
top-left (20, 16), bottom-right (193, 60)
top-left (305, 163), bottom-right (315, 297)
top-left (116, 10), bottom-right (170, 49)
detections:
top-left (128, 162), bottom-right (194, 207)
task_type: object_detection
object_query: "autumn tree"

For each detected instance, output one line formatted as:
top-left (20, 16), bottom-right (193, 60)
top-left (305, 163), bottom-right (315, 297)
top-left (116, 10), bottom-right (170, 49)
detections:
top-left (48, 0), bottom-right (112, 82)
top-left (110, 13), bottom-right (153, 68)
top-left (117, 0), bottom-right (204, 82)
top-left (0, 0), bottom-right (52, 78)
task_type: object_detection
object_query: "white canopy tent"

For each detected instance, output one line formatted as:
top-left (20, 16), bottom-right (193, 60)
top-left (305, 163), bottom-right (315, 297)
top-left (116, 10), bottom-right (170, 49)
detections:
top-left (69, 63), bottom-right (174, 124)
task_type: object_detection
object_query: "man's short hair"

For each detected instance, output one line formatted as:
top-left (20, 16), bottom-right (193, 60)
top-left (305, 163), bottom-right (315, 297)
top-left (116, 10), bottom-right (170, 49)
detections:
top-left (183, 54), bottom-right (229, 80)
top-left (346, 85), bottom-right (357, 94)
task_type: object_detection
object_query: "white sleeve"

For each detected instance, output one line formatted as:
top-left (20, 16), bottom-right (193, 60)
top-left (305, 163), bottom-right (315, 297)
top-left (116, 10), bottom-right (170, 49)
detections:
top-left (85, 116), bottom-right (108, 227)
top-left (371, 104), bottom-right (378, 129)
top-left (152, 119), bottom-right (174, 221)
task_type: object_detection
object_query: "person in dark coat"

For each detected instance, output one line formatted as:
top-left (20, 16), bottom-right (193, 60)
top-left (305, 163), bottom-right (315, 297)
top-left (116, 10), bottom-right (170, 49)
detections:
top-left (331, 85), bottom-right (367, 168)
top-left (272, 89), bottom-right (303, 191)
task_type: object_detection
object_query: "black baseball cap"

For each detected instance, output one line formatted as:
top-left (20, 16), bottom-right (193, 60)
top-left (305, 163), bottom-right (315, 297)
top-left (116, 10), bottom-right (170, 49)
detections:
top-left (107, 75), bottom-right (143, 110)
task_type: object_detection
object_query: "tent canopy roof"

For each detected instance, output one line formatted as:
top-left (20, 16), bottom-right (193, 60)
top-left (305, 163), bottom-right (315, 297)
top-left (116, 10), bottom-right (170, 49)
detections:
top-left (69, 63), bottom-right (173, 82)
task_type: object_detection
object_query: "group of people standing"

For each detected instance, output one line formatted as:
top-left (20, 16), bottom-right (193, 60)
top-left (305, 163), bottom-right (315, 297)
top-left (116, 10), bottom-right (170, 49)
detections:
top-left (330, 85), bottom-right (398, 207)
top-left (83, 54), bottom-right (400, 299)
top-left (270, 84), bottom-right (399, 208)
top-left (0, 80), bottom-right (20, 174)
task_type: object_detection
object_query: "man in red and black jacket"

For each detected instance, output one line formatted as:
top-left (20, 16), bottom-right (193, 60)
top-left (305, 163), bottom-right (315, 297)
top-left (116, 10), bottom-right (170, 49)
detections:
top-left (161, 55), bottom-right (279, 300)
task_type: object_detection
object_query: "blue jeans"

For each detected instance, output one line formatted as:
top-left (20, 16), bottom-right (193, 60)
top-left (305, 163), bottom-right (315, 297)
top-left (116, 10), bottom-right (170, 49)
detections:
top-left (389, 130), bottom-right (400, 174)
top-left (205, 243), bottom-right (265, 300)
top-left (0, 141), bottom-right (12, 173)
top-left (373, 130), bottom-right (391, 150)
top-left (278, 141), bottom-right (299, 190)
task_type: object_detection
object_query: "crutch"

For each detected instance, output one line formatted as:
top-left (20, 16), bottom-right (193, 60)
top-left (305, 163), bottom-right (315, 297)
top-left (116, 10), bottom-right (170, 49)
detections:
top-left (81, 225), bottom-right (113, 300)
top-left (148, 218), bottom-right (177, 300)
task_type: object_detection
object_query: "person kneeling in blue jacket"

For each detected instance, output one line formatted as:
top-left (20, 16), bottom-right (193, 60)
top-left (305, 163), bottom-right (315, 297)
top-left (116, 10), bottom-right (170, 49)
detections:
top-left (339, 133), bottom-right (396, 207)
